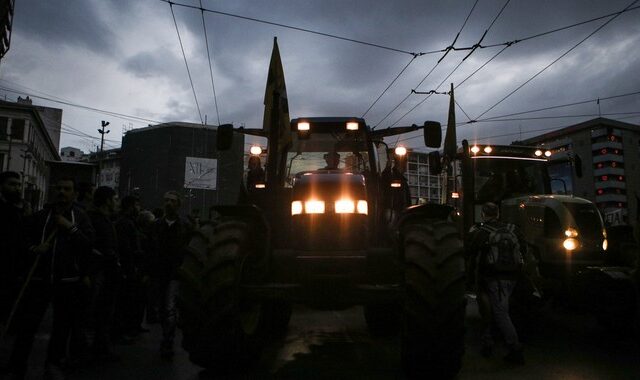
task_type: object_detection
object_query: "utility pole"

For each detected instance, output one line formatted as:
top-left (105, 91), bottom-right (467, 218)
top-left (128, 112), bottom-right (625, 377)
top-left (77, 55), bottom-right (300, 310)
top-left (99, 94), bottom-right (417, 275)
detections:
top-left (97, 120), bottom-right (110, 185)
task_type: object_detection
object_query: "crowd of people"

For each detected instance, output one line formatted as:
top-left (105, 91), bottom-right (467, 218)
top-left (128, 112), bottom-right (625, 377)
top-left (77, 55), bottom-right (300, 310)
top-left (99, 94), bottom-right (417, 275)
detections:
top-left (0, 171), bottom-right (193, 380)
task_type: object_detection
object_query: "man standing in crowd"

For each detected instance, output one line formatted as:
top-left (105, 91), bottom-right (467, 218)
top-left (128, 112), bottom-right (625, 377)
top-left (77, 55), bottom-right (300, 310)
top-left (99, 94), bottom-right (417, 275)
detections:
top-left (85, 186), bottom-right (120, 361)
top-left (153, 191), bottom-right (191, 359)
top-left (0, 171), bottom-right (28, 325)
top-left (5, 177), bottom-right (94, 379)
top-left (115, 195), bottom-right (148, 338)
top-left (466, 202), bottom-right (526, 365)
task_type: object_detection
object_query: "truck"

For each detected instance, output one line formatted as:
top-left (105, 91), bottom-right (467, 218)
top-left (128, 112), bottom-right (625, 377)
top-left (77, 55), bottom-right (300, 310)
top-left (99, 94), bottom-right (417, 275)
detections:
top-left (177, 40), bottom-right (466, 379)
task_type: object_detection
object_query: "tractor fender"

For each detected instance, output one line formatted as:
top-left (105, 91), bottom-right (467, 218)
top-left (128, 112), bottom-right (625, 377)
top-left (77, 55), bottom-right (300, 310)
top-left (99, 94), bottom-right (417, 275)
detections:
top-left (397, 203), bottom-right (454, 231)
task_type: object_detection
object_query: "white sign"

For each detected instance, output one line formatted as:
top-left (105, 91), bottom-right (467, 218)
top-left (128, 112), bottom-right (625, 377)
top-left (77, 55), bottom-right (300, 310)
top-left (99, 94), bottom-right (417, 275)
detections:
top-left (604, 209), bottom-right (623, 226)
top-left (184, 157), bottom-right (217, 190)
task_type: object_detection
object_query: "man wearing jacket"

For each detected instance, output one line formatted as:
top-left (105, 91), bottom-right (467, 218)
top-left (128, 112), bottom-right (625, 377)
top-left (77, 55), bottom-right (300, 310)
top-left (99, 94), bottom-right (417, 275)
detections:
top-left (5, 177), bottom-right (94, 379)
top-left (153, 191), bottom-right (191, 359)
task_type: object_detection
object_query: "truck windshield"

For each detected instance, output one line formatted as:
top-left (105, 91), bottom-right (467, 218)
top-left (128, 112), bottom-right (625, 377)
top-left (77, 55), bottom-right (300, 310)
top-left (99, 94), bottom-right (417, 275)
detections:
top-left (285, 132), bottom-right (371, 187)
top-left (474, 157), bottom-right (549, 203)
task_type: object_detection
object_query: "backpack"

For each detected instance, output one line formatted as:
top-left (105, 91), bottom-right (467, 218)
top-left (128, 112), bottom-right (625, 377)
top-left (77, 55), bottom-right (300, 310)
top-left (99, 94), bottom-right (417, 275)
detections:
top-left (480, 223), bottom-right (523, 274)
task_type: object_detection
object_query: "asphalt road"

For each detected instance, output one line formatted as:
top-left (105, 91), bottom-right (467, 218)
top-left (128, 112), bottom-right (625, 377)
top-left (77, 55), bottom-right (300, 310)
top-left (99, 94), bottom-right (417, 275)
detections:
top-left (2, 295), bottom-right (639, 380)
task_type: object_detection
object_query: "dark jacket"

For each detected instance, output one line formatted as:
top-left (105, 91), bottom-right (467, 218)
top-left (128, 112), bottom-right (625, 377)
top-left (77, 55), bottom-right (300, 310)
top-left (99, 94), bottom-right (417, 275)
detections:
top-left (0, 198), bottom-right (28, 282)
top-left (466, 219), bottom-right (526, 282)
top-left (115, 214), bottom-right (143, 278)
top-left (153, 217), bottom-right (191, 281)
top-left (87, 209), bottom-right (119, 274)
top-left (27, 205), bottom-right (95, 283)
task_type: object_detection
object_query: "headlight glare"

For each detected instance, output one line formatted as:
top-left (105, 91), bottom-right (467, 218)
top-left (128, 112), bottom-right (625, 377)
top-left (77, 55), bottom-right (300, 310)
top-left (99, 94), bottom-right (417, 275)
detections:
top-left (564, 227), bottom-right (578, 238)
top-left (357, 200), bottom-right (368, 215)
top-left (291, 201), bottom-right (303, 215)
top-left (563, 238), bottom-right (578, 251)
top-left (602, 239), bottom-right (608, 251)
top-left (335, 199), bottom-right (355, 213)
top-left (305, 200), bottom-right (325, 214)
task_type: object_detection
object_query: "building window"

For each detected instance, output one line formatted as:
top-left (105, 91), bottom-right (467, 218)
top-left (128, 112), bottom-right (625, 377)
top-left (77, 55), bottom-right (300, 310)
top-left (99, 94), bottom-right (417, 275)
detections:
top-left (10, 119), bottom-right (25, 141)
top-left (0, 117), bottom-right (7, 140)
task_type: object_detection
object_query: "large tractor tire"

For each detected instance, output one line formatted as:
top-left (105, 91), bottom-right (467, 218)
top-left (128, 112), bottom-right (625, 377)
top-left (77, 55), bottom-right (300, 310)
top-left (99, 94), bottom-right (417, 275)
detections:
top-left (178, 221), bottom-right (269, 372)
top-left (401, 219), bottom-right (466, 379)
top-left (364, 304), bottom-right (401, 336)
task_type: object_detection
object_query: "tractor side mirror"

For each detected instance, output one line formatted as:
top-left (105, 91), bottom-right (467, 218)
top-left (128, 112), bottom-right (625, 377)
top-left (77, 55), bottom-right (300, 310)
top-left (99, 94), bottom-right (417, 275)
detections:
top-left (428, 151), bottom-right (442, 175)
top-left (574, 154), bottom-right (583, 178)
top-left (216, 124), bottom-right (234, 151)
top-left (424, 121), bottom-right (442, 148)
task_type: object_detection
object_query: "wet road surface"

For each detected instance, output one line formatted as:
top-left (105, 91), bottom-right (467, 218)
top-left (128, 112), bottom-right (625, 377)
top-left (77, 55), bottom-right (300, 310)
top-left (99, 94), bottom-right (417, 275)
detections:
top-left (2, 295), bottom-right (639, 379)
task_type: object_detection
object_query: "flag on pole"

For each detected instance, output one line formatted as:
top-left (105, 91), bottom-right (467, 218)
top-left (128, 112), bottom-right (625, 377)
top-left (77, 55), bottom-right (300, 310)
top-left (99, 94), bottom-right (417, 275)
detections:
top-left (263, 37), bottom-right (291, 159)
top-left (444, 83), bottom-right (457, 157)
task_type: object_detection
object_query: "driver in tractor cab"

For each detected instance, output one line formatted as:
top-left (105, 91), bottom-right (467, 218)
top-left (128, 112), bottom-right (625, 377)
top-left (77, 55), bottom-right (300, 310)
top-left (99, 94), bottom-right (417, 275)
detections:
top-left (323, 151), bottom-right (341, 170)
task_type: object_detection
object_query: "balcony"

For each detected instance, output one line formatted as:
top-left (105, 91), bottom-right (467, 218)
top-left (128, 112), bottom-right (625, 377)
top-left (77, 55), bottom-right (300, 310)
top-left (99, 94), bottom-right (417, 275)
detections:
top-left (595, 194), bottom-right (627, 203)
top-left (595, 181), bottom-right (626, 190)
top-left (593, 154), bottom-right (624, 164)
top-left (591, 141), bottom-right (623, 151)
top-left (593, 167), bottom-right (625, 176)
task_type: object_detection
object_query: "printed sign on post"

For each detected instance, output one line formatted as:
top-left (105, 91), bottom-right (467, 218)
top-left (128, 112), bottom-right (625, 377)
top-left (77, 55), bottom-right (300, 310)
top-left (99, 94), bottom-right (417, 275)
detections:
top-left (184, 157), bottom-right (217, 190)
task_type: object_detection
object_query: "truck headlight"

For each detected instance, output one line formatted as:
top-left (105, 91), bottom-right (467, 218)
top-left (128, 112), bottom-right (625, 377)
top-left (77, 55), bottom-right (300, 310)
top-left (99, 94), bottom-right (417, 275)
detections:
top-left (563, 238), bottom-right (578, 251)
top-left (305, 200), bottom-right (325, 214)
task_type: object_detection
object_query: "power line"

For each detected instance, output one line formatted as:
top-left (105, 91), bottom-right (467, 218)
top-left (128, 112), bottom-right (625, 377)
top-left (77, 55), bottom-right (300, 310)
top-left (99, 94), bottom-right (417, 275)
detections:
top-left (470, 111), bottom-right (640, 123)
top-left (373, 0), bottom-right (480, 128)
top-left (200, 0), bottom-right (221, 126)
top-left (473, 90), bottom-right (640, 123)
top-left (481, 4), bottom-right (640, 49)
top-left (168, 2), bottom-right (204, 125)
top-left (0, 85), bottom-right (162, 125)
top-left (474, 0), bottom-right (639, 121)
top-left (362, 56), bottom-right (417, 119)
top-left (159, 0), bottom-right (435, 57)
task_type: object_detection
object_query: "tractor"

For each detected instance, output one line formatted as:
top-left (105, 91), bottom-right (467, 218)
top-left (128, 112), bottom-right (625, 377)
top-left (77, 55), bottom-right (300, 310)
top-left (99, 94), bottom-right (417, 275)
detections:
top-left (431, 141), bottom-right (637, 329)
top-left (177, 39), bottom-right (466, 378)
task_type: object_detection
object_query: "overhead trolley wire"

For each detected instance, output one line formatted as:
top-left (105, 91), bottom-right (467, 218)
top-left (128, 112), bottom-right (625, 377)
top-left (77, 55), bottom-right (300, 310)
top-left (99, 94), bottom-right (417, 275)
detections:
top-left (159, 0), bottom-right (435, 57)
top-left (373, 0), bottom-right (481, 129)
top-left (199, 0), bottom-right (221, 126)
top-left (475, 90), bottom-right (640, 123)
top-left (0, 86), bottom-right (163, 125)
top-left (388, 0), bottom-right (511, 128)
top-left (361, 55), bottom-right (417, 118)
top-left (473, 0), bottom-right (639, 121)
top-left (481, 4), bottom-right (640, 49)
top-left (168, 2), bottom-right (204, 125)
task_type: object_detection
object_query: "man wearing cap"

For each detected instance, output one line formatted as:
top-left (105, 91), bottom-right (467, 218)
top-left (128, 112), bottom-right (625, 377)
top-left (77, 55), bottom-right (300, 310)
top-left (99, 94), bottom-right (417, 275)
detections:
top-left (322, 151), bottom-right (341, 170)
top-left (466, 202), bottom-right (526, 365)
top-left (152, 191), bottom-right (191, 359)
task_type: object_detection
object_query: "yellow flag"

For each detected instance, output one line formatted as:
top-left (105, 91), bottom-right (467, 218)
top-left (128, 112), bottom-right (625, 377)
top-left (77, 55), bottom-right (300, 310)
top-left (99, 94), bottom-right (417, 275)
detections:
top-left (263, 37), bottom-right (291, 152)
top-left (444, 83), bottom-right (457, 157)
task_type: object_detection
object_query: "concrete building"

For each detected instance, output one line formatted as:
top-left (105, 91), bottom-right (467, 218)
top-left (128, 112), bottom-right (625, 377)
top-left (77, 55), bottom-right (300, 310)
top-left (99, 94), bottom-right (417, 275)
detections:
top-left (119, 122), bottom-right (245, 217)
top-left (0, 99), bottom-right (61, 209)
top-left (60, 146), bottom-right (85, 162)
top-left (522, 117), bottom-right (640, 225)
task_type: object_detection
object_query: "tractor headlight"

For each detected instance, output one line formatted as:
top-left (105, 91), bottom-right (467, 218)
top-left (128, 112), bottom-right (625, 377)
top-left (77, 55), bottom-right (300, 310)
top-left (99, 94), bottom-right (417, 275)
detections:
top-left (564, 227), bottom-right (578, 238)
top-left (346, 122), bottom-right (359, 131)
top-left (602, 239), bottom-right (608, 251)
top-left (471, 146), bottom-right (480, 154)
top-left (563, 238), bottom-right (578, 251)
top-left (297, 122), bottom-right (310, 131)
top-left (305, 200), bottom-right (325, 214)
top-left (357, 200), bottom-right (368, 215)
top-left (291, 201), bottom-right (303, 215)
top-left (335, 199), bottom-right (355, 213)
top-left (335, 199), bottom-right (368, 214)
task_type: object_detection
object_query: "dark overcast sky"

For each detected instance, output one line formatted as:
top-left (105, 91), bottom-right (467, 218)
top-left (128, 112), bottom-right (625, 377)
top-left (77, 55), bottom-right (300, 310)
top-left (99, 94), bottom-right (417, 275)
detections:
top-left (1, 0), bottom-right (639, 152)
